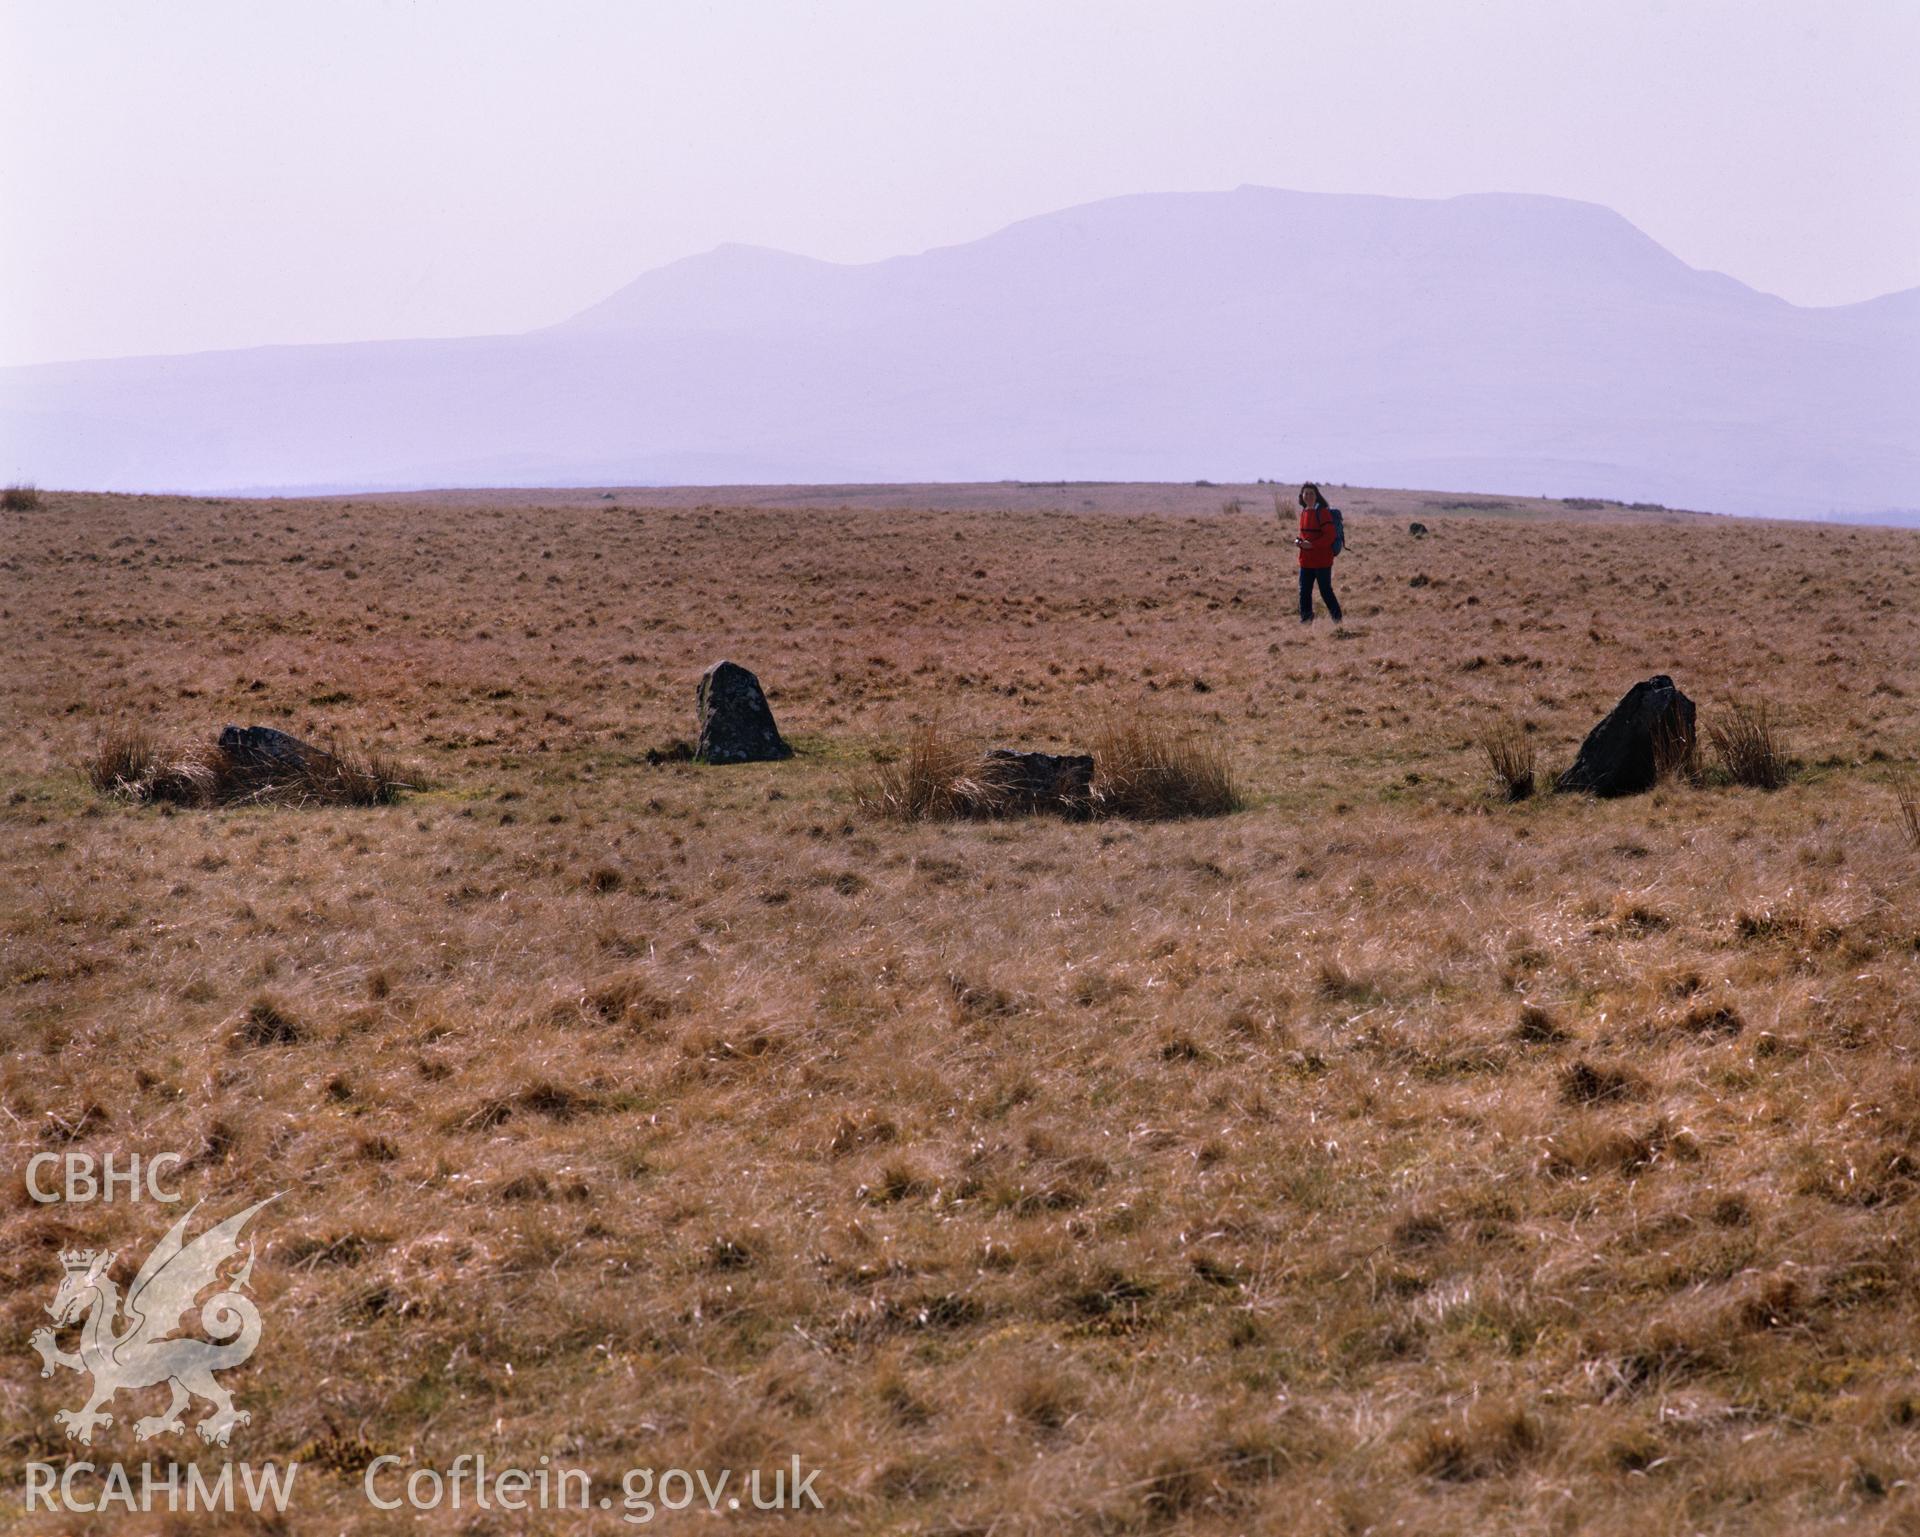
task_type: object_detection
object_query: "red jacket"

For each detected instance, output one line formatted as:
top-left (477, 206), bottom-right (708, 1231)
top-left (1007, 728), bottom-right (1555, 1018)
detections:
top-left (1298, 504), bottom-right (1338, 569)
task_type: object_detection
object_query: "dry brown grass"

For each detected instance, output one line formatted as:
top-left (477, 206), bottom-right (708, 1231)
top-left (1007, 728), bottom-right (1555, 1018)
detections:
top-left (1709, 697), bottom-right (1789, 788)
top-left (1652, 708), bottom-right (1701, 785)
top-left (1478, 716), bottom-right (1536, 800)
top-left (1410, 1401), bottom-right (1546, 1481)
top-left (1, 481), bottom-right (39, 511)
top-left (1089, 713), bottom-right (1240, 819)
top-left (2, 482), bottom-right (1918, 1533)
top-left (82, 722), bottom-right (164, 797)
top-left (1898, 773), bottom-right (1920, 849)
top-left (856, 723), bottom-right (1030, 820)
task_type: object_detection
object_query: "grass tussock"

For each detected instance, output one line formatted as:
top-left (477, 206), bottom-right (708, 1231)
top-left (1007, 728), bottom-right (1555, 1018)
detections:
top-left (1895, 773), bottom-right (1920, 850)
top-left (1089, 714), bottom-right (1241, 819)
top-left (2, 482), bottom-right (41, 511)
top-left (238, 994), bottom-right (305, 1046)
top-left (86, 726), bottom-right (418, 808)
top-left (1479, 717), bottom-right (1535, 800)
top-left (1652, 713), bottom-right (1699, 785)
top-left (1411, 1403), bottom-right (1545, 1481)
top-left (857, 724), bottom-right (1010, 820)
top-left (1708, 699), bottom-right (1788, 789)
top-left (84, 725), bottom-right (164, 798)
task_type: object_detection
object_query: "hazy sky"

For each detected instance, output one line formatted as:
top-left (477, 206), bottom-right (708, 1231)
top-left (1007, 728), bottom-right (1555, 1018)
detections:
top-left (4, 0), bottom-right (1916, 366)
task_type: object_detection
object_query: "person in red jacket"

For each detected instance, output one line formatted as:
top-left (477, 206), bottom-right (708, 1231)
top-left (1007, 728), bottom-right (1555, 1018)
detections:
top-left (1294, 482), bottom-right (1343, 624)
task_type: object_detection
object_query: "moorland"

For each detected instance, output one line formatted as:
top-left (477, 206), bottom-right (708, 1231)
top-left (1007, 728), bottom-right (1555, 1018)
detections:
top-left (3, 480), bottom-right (1918, 1534)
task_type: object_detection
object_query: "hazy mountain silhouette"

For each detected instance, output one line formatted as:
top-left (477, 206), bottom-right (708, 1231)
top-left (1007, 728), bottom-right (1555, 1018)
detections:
top-left (4, 187), bottom-right (1915, 517)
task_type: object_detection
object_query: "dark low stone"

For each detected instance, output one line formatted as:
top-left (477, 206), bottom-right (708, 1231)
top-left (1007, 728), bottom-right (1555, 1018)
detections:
top-left (982, 749), bottom-right (1094, 814)
top-left (695, 661), bottom-right (792, 764)
top-left (1409, 521), bottom-right (1429, 536)
top-left (1557, 675), bottom-right (1696, 797)
top-left (217, 724), bottom-right (329, 774)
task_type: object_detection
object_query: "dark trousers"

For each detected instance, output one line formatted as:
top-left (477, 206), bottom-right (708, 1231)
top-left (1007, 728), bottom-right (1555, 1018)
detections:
top-left (1299, 566), bottom-right (1341, 623)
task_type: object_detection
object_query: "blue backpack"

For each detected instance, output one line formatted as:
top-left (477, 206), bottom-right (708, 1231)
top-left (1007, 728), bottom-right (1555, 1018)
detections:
top-left (1330, 506), bottom-right (1345, 557)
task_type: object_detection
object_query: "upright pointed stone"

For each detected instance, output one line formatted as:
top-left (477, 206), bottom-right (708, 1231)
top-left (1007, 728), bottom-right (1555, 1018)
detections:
top-left (695, 661), bottom-right (793, 764)
top-left (1557, 675), bottom-right (1695, 797)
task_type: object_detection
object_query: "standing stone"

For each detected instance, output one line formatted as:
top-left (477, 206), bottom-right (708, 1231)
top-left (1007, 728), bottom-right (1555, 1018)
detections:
top-left (1557, 675), bottom-right (1696, 797)
top-left (695, 661), bottom-right (792, 764)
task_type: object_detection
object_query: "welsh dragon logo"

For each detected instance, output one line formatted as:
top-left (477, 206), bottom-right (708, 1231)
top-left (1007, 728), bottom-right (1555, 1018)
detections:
top-left (31, 1197), bottom-right (276, 1446)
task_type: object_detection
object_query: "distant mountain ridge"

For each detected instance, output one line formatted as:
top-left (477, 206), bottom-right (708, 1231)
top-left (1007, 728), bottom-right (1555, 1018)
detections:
top-left (3, 186), bottom-right (1915, 517)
